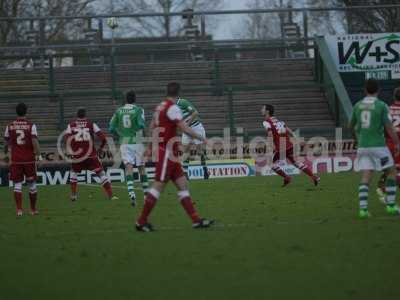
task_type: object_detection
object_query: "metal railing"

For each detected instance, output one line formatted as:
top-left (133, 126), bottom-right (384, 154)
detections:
top-left (0, 34), bottom-right (360, 141)
top-left (314, 36), bottom-right (352, 127)
top-left (0, 40), bottom-right (315, 99)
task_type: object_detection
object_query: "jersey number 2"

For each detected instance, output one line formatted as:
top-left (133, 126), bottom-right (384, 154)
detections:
top-left (16, 129), bottom-right (25, 145)
top-left (392, 114), bottom-right (400, 128)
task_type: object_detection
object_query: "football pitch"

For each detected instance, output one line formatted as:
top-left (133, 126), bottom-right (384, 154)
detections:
top-left (0, 172), bottom-right (399, 300)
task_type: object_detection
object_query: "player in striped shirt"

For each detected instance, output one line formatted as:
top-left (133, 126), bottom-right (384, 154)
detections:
top-left (176, 98), bottom-right (209, 180)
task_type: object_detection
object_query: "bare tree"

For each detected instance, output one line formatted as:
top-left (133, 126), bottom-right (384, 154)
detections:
top-left (306, 0), bottom-right (400, 34)
top-left (0, 0), bottom-right (95, 46)
top-left (0, 0), bottom-right (24, 45)
top-left (101, 0), bottom-right (224, 38)
top-left (306, 0), bottom-right (344, 35)
top-left (236, 0), bottom-right (285, 40)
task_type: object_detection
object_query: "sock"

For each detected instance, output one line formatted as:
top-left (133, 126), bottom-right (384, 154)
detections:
top-left (98, 172), bottom-right (113, 198)
top-left (178, 191), bottom-right (201, 223)
top-left (183, 159), bottom-right (190, 174)
top-left (137, 188), bottom-right (159, 225)
top-left (29, 182), bottom-right (37, 211)
top-left (201, 153), bottom-right (208, 177)
top-left (359, 184), bottom-right (369, 210)
top-left (70, 171), bottom-right (78, 195)
top-left (126, 174), bottom-right (135, 197)
top-left (386, 178), bottom-right (397, 206)
top-left (103, 181), bottom-right (113, 198)
top-left (294, 162), bottom-right (314, 178)
top-left (140, 173), bottom-right (149, 192)
top-left (378, 173), bottom-right (387, 192)
top-left (14, 182), bottom-right (23, 211)
top-left (272, 165), bottom-right (289, 179)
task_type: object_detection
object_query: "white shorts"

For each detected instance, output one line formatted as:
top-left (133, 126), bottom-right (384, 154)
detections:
top-left (120, 144), bottom-right (145, 166)
top-left (181, 123), bottom-right (206, 146)
top-left (356, 147), bottom-right (394, 171)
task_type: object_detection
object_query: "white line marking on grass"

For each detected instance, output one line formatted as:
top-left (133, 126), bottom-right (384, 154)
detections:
top-left (80, 183), bottom-right (143, 191)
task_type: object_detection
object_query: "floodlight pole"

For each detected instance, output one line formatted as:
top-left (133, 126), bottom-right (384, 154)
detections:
top-left (109, 1), bottom-right (117, 101)
top-left (279, 0), bottom-right (285, 39)
top-left (110, 0), bottom-right (115, 55)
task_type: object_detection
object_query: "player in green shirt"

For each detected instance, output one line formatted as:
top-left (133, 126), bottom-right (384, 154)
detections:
top-left (350, 79), bottom-right (400, 218)
top-left (176, 97), bottom-right (209, 180)
top-left (109, 90), bottom-right (149, 206)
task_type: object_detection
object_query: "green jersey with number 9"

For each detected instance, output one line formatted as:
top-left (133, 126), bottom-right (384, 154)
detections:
top-left (109, 104), bottom-right (145, 144)
top-left (350, 97), bottom-right (391, 148)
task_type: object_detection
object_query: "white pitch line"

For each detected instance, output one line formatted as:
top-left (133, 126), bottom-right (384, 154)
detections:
top-left (80, 183), bottom-right (143, 191)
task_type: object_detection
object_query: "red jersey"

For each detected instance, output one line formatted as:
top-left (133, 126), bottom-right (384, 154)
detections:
top-left (263, 116), bottom-right (293, 151)
top-left (4, 118), bottom-right (37, 163)
top-left (66, 118), bottom-right (105, 159)
top-left (386, 103), bottom-right (400, 149)
top-left (153, 99), bottom-right (183, 152)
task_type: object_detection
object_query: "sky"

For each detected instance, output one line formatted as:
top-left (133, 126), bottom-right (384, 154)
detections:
top-left (99, 0), bottom-right (314, 40)
top-left (214, 0), bottom-right (249, 39)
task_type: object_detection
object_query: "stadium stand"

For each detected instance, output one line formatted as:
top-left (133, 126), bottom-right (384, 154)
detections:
top-left (0, 56), bottom-right (335, 148)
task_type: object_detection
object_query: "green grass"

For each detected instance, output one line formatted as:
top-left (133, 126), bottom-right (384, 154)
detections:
top-left (0, 172), bottom-right (400, 300)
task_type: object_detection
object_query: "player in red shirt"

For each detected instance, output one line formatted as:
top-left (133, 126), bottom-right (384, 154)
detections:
top-left (136, 82), bottom-right (214, 232)
top-left (261, 104), bottom-right (320, 187)
top-left (65, 108), bottom-right (117, 201)
top-left (3, 103), bottom-right (42, 216)
top-left (377, 88), bottom-right (400, 202)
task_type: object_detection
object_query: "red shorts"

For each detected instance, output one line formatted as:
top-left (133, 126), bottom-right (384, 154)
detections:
top-left (9, 162), bottom-right (37, 182)
top-left (273, 147), bottom-right (295, 163)
top-left (155, 148), bottom-right (184, 183)
top-left (71, 157), bottom-right (103, 173)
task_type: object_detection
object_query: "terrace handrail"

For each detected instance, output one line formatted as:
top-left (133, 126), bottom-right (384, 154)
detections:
top-left (0, 38), bottom-right (314, 52)
top-left (314, 36), bottom-right (352, 127)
